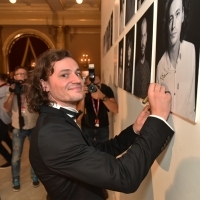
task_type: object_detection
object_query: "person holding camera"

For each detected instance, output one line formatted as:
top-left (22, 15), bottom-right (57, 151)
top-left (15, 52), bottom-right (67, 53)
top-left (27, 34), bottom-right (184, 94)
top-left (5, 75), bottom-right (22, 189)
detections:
top-left (4, 66), bottom-right (39, 191)
top-left (77, 74), bottom-right (118, 142)
top-left (0, 73), bottom-right (12, 169)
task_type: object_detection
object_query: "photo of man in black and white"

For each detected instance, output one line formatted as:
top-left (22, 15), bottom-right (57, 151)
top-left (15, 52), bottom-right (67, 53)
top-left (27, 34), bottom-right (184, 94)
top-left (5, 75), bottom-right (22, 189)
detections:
top-left (124, 26), bottom-right (135, 93)
top-left (125, 0), bottom-right (135, 25)
top-left (134, 4), bottom-right (153, 99)
top-left (156, 0), bottom-right (200, 122)
top-left (118, 38), bottom-right (124, 88)
top-left (119, 0), bottom-right (125, 34)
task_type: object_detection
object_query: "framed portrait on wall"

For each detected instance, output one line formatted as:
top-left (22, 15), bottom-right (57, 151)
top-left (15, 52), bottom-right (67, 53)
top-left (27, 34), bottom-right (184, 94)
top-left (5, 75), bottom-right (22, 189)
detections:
top-left (155, 0), bottom-right (200, 122)
top-left (124, 26), bottom-right (135, 93)
top-left (137, 0), bottom-right (146, 10)
top-left (114, 45), bottom-right (118, 87)
top-left (114, 0), bottom-right (119, 42)
top-left (125, 0), bottom-right (136, 25)
top-left (110, 12), bottom-right (113, 48)
top-left (119, 0), bottom-right (125, 35)
top-left (118, 38), bottom-right (124, 88)
top-left (133, 3), bottom-right (154, 99)
top-left (103, 12), bottom-right (113, 55)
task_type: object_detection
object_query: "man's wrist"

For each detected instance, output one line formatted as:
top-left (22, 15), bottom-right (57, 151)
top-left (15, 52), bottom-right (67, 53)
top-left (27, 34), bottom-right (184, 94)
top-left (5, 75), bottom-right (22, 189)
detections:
top-left (101, 96), bottom-right (108, 102)
top-left (9, 87), bottom-right (15, 93)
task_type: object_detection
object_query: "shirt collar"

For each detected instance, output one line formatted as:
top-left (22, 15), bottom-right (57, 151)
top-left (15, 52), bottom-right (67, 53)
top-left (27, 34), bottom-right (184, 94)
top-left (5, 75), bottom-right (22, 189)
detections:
top-left (51, 103), bottom-right (78, 119)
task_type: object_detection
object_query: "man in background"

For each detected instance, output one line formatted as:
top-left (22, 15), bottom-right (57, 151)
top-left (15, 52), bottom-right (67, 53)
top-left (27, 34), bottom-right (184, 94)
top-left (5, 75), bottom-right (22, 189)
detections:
top-left (0, 73), bottom-right (12, 169)
top-left (77, 75), bottom-right (118, 142)
top-left (4, 66), bottom-right (39, 191)
top-left (134, 17), bottom-right (150, 99)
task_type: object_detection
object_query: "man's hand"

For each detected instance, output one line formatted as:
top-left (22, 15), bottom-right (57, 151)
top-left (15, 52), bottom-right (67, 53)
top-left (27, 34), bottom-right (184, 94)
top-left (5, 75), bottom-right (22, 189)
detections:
top-left (148, 83), bottom-right (171, 120)
top-left (133, 105), bottom-right (150, 134)
top-left (91, 88), bottom-right (105, 100)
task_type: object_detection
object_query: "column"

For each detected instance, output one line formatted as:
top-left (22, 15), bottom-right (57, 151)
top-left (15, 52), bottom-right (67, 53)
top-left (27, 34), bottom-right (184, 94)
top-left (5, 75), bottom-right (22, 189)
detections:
top-left (54, 26), bottom-right (66, 50)
top-left (0, 26), bottom-right (4, 73)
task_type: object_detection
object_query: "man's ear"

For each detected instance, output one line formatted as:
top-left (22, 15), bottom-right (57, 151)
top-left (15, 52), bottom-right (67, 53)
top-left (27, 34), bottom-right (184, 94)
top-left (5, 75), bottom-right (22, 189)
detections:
top-left (40, 79), bottom-right (49, 92)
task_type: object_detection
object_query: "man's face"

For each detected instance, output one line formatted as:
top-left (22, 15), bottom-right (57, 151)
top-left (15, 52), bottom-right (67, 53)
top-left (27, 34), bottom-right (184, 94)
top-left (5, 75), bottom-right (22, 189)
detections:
top-left (43, 57), bottom-right (84, 107)
top-left (141, 19), bottom-right (147, 56)
top-left (14, 68), bottom-right (27, 81)
top-left (168, 0), bottom-right (184, 47)
top-left (127, 44), bottom-right (132, 65)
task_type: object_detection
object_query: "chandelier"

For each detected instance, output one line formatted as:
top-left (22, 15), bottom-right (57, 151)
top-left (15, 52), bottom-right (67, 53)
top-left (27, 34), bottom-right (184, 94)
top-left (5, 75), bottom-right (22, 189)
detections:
top-left (81, 54), bottom-right (90, 68)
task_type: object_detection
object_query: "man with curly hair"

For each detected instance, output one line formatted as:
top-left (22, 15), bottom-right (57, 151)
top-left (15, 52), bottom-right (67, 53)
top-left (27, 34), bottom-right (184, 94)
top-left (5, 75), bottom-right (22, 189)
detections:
top-left (27, 49), bottom-right (174, 200)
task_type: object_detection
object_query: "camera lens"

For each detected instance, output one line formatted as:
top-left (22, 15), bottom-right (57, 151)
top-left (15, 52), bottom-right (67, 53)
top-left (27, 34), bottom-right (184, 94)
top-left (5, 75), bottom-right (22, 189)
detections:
top-left (88, 83), bottom-right (97, 93)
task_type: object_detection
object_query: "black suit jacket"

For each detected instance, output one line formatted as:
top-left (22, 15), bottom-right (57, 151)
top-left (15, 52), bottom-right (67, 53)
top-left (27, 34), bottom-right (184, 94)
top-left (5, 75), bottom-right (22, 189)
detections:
top-left (29, 105), bottom-right (174, 200)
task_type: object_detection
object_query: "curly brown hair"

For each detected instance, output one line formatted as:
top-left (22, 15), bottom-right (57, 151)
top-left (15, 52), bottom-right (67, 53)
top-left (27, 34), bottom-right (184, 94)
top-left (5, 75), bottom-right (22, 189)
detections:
top-left (26, 49), bottom-right (72, 113)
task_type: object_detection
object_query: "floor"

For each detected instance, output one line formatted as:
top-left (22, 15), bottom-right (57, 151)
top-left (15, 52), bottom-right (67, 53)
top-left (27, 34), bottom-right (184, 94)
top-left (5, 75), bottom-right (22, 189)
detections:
top-left (0, 137), bottom-right (116, 200)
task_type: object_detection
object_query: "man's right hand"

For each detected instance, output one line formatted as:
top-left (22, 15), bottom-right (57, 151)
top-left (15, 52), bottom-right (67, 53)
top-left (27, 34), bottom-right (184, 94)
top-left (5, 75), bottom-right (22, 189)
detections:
top-left (148, 83), bottom-right (171, 121)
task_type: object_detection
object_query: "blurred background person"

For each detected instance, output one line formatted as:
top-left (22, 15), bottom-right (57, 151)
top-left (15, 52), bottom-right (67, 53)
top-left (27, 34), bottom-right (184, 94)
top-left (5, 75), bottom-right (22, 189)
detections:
top-left (77, 75), bottom-right (118, 142)
top-left (0, 73), bottom-right (12, 169)
top-left (4, 66), bottom-right (39, 191)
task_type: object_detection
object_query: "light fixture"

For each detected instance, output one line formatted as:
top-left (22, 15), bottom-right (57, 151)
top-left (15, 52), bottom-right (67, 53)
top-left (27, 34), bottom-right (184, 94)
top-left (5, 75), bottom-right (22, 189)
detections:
top-left (81, 54), bottom-right (90, 68)
top-left (76, 0), bottom-right (83, 4)
top-left (9, 0), bottom-right (17, 3)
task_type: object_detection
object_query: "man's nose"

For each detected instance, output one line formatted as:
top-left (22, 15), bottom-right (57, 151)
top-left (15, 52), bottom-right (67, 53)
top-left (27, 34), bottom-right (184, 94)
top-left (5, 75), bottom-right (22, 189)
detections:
top-left (172, 17), bottom-right (176, 29)
top-left (72, 73), bottom-right (82, 82)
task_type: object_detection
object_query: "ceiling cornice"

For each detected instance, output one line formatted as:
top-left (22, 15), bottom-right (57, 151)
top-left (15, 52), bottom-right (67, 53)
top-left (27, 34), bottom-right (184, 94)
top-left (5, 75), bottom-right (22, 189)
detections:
top-left (0, 0), bottom-right (101, 26)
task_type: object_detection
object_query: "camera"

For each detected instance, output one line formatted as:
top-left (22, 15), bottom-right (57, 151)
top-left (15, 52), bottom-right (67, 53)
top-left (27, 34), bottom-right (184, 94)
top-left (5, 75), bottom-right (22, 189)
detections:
top-left (9, 79), bottom-right (25, 95)
top-left (87, 64), bottom-right (97, 93)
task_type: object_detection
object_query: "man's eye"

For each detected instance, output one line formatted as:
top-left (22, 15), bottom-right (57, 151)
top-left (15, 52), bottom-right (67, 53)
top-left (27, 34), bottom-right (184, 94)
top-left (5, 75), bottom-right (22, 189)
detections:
top-left (76, 72), bottom-right (81, 77)
top-left (61, 74), bottom-right (69, 77)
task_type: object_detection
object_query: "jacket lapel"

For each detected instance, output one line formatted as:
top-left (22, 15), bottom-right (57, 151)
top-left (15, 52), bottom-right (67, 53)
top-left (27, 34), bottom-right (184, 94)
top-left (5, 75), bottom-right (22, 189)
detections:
top-left (40, 105), bottom-right (90, 145)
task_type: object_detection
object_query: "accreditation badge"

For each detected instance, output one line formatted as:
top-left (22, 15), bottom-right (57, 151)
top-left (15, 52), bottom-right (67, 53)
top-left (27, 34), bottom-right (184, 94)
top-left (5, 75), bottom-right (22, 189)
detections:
top-left (95, 119), bottom-right (99, 127)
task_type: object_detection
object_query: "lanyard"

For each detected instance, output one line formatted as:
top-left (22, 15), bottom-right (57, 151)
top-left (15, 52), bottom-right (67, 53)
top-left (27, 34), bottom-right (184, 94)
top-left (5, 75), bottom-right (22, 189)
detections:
top-left (91, 97), bottom-right (100, 127)
top-left (91, 97), bottom-right (99, 118)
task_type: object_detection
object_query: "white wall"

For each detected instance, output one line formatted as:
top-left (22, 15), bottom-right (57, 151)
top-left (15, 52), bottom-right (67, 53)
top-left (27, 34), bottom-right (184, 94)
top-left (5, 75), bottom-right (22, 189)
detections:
top-left (101, 0), bottom-right (200, 200)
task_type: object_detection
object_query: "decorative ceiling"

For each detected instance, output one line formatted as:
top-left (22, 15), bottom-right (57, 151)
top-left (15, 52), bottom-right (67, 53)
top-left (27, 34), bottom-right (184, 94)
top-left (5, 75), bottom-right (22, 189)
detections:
top-left (0, 0), bottom-right (101, 26)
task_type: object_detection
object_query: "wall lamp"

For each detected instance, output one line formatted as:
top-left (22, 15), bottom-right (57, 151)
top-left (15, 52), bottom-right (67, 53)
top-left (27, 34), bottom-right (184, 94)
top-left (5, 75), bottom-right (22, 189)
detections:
top-left (76, 0), bottom-right (83, 4)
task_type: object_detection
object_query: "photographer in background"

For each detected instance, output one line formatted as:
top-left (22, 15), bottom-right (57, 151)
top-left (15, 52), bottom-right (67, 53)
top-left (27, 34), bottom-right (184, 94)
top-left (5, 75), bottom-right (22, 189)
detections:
top-left (4, 66), bottom-right (39, 191)
top-left (0, 73), bottom-right (12, 169)
top-left (77, 73), bottom-right (118, 142)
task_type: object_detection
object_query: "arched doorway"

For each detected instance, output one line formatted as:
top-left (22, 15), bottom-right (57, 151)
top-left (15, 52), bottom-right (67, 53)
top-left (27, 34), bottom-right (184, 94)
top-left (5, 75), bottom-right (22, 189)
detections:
top-left (2, 29), bottom-right (55, 73)
top-left (8, 35), bottom-right (49, 72)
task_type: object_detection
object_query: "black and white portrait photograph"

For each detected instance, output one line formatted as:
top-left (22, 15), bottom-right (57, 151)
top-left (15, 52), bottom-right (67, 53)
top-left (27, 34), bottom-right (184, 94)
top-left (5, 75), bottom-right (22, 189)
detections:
top-left (133, 3), bottom-right (154, 99)
top-left (119, 0), bottom-right (125, 34)
top-left (114, 0), bottom-right (119, 42)
top-left (118, 38), bottom-right (124, 88)
top-left (103, 12), bottom-right (113, 55)
top-left (156, 0), bottom-right (200, 122)
top-left (114, 45), bottom-right (118, 87)
top-left (124, 26), bottom-right (135, 93)
top-left (125, 0), bottom-right (135, 25)
top-left (137, 0), bottom-right (146, 10)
